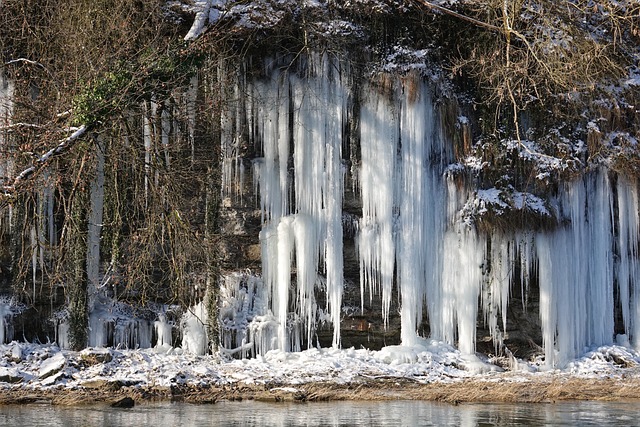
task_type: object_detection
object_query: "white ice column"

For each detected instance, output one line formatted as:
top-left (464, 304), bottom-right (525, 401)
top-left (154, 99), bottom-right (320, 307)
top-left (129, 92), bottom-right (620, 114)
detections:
top-left (536, 169), bottom-right (615, 367)
top-left (615, 176), bottom-right (640, 349)
top-left (252, 59), bottom-right (347, 351)
top-left (318, 60), bottom-right (346, 348)
top-left (252, 78), bottom-right (290, 223)
top-left (441, 225), bottom-right (485, 355)
top-left (428, 176), bottom-right (486, 355)
top-left (358, 82), bottom-right (398, 325)
top-left (585, 171), bottom-right (614, 346)
top-left (397, 77), bottom-right (446, 346)
top-left (275, 217), bottom-right (294, 351)
top-left (291, 59), bottom-right (346, 348)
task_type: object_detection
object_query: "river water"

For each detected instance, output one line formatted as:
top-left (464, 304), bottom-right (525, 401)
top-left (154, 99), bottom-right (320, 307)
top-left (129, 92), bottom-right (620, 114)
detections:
top-left (1, 400), bottom-right (639, 426)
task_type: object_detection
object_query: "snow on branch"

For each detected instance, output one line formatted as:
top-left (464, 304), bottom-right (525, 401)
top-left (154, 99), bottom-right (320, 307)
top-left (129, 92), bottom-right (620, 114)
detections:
top-left (4, 58), bottom-right (46, 69)
top-left (184, 0), bottom-right (226, 41)
top-left (2, 125), bottom-right (88, 195)
top-left (0, 122), bottom-right (45, 132)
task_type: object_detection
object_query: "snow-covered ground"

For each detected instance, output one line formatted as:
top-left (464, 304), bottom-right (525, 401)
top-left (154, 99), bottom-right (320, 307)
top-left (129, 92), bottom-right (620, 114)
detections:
top-left (0, 340), bottom-right (638, 393)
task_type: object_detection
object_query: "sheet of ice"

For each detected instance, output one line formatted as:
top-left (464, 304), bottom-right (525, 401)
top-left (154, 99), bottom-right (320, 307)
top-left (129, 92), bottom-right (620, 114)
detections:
top-left (215, 55), bottom-right (640, 366)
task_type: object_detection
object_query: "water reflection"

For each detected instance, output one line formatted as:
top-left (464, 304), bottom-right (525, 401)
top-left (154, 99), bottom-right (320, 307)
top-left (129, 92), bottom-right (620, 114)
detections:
top-left (1, 400), bottom-right (639, 426)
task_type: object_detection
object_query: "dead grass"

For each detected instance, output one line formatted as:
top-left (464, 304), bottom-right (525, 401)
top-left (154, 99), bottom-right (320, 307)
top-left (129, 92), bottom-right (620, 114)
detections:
top-left (1, 376), bottom-right (640, 406)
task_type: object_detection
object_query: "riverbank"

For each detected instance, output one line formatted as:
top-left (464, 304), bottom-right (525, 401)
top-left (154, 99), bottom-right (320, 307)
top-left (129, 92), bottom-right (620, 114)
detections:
top-left (1, 341), bottom-right (639, 406)
top-left (2, 376), bottom-right (640, 406)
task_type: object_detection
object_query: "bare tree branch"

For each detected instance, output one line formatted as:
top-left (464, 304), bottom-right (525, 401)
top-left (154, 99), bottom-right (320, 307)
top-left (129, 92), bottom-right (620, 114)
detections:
top-left (4, 58), bottom-right (46, 68)
top-left (2, 124), bottom-right (89, 195)
top-left (412, 0), bottom-right (502, 33)
top-left (0, 122), bottom-right (45, 131)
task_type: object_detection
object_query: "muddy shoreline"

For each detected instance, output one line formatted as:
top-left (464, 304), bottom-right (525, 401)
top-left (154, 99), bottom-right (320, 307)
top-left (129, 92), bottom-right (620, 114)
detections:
top-left (2, 376), bottom-right (640, 406)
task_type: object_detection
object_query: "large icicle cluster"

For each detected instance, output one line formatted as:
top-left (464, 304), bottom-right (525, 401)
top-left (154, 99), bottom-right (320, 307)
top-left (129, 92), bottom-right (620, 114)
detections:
top-left (249, 54), bottom-right (346, 353)
top-left (219, 56), bottom-right (640, 368)
top-left (358, 77), bottom-right (449, 347)
top-left (534, 169), bottom-right (640, 367)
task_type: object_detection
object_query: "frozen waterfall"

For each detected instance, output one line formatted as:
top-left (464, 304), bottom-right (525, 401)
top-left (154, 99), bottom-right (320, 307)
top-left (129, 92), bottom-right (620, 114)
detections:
top-left (219, 56), bottom-right (640, 368)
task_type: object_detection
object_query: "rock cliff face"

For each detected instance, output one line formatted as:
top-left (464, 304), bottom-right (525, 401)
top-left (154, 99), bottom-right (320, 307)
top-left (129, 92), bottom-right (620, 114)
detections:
top-left (1, 1), bottom-right (639, 368)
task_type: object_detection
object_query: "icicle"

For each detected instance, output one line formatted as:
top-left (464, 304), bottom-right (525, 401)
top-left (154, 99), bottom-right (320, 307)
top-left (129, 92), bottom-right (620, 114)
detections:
top-left (56, 320), bottom-right (69, 349)
top-left (155, 314), bottom-right (173, 348)
top-left (292, 214), bottom-right (319, 346)
top-left (86, 136), bottom-right (105, 311)
top-left (220, 101), bottom-right (246, 206)
top-left (275, 217), bottom-right (294, 351)
top-left (161, 101), bottom-right (171, 168)
top-left (481, 233), bottom-right (514, 352)
top-left (358, 80), bottom-right (398, 326)
top-left (246, 56), bottom-right (347, 353)
top-left (615, 175), bottom-right (640, 348)
top-left (424, 175), bottom-right (487, 355)
top-left (181, 301), bottom-right (209, 355)
top-left (397, 76), bottom-right (428, 346)
top-left (324, 139), bottom-right (344, 348)
top-left (251, 78), bottom-right (289, 223)
top-left (536, 168), bottom-right (615, 367)
top-left (586, 171), bottom-right (614, 346)
top-left (441, 225), bottom-right (485, 355)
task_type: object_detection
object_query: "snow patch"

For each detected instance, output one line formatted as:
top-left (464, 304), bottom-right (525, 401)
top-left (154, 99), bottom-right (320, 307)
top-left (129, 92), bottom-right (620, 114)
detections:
top-left (38, 352), bottom-right (66, 379)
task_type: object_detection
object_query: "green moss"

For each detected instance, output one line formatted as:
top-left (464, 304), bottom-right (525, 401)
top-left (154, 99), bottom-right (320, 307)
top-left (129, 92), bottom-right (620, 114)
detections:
top-left (72, 42), bottom-right (204, 126)
top-left (72, 70), bottom-right (132, 125)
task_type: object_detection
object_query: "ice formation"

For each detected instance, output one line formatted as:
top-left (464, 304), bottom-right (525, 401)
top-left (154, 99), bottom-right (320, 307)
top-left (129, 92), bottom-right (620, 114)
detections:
top-left (218, 56), bottom-right (640, 368)
top-left (236, 54), bottom-right (346, 353)
top-left (0, 69), bottom-right (14, 183)
top-left (181, 301), bottom-right (209, 355)
top-left (3, 54), bottom-right (640, 368)
top-left (0, 303), bottom-right (11, 344)
top-left (155, 314), bottom-right (173, 348)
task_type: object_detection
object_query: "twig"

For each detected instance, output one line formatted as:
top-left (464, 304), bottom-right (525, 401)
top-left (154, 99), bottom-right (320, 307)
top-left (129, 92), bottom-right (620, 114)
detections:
top-left (0, 123), bottom-right (45, 131)
top-left (2, 125), bottom-right (89, 195)
top-left (4, 58), bottom-right (46, 68)
top-left (412, 0), bottom-right (502, 33)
